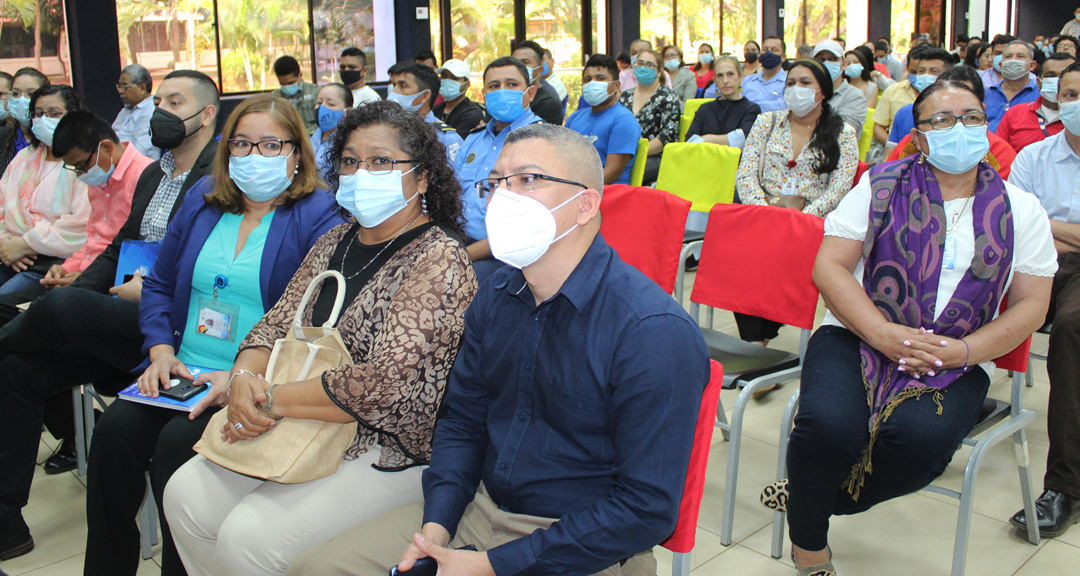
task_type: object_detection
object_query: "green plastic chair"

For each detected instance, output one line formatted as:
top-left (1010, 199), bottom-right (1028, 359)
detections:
top-left (859, 107), bottom-right (875, 162)
top-left (655, 142), bottom-right (741, 211)
top-left (678, 98), bottom-right (711, 142)
top-left (629, 138), bottom-right (649, 186)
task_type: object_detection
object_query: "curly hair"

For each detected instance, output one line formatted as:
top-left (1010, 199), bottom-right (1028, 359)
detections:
top-left (325, 100), bottom-right (464, 237)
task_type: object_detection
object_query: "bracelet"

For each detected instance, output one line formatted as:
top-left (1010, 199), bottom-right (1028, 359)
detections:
top-left (227, 369), bottom-right (258, 396)
top-left (263, 384), bottom-right (283, 420)
top-left (961, 339), bottom-right (970, 369)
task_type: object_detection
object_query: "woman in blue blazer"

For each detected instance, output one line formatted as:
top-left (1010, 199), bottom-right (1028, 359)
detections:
top-left (82, 95), bottom-right (345, 576)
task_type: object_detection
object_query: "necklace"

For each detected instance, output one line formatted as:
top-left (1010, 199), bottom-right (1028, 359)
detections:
top-left (946, 178), bottom-right (979, 234)
top-left (340, 213), bottom-right (423, 280)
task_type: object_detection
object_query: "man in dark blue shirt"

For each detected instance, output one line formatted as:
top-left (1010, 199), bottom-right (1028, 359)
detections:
top-left (287, 124), bottom-right (711, 576)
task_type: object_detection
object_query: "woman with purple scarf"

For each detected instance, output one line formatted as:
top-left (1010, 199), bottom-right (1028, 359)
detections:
top-left (766, 80), bottom-right (1059, 576)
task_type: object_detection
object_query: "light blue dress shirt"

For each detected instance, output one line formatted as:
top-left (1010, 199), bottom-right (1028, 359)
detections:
top-left (425, 111), bottom-right (464, 164)
top-left (740, 70), bottom-right (788, 112)
top-left (309, 128), bottom-right (335, 180)
top-left (1009, 130), bottom-right (1080, 224)
top-left (454, 110), bottom-right (543, 241)
top-left (112, 96), bottom-right (161, 161)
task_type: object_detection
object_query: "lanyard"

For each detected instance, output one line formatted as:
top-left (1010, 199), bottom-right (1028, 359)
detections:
top-left (1037, 114), bottom-right (1050, 138)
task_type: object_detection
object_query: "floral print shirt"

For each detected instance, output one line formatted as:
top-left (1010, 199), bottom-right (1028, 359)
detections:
top-left (619, 85), bottom-right (682, 146)
top-left (735, 110), bottom-right (860, 217)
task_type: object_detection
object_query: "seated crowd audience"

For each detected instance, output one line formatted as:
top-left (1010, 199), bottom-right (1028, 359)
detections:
top-left (4, 25), bottom-right (1080, 576)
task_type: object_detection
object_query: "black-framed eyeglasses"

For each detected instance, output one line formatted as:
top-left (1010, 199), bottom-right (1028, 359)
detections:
top-left (63, 147), bottom-right (99, 175)
top-left (476, 173), bottom-right (587, 198)
top-left (227, 138), bottom-right (296, 157)
top-left (915, 112), bottom-right (988, 131)
top-left (338, 156), bottom-right (416, 176)
top-left (633, 60), bottom-right (659, 70)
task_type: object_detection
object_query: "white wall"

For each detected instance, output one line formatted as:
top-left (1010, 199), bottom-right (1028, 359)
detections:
top-left (846, 0), bottom-right (868, 45)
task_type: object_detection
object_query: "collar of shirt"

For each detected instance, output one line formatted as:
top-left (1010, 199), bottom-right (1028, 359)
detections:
top-left (495, 233), bottom-right (610, 313)
top-left (1051, 130), bottom-right (1080, 164)
top-left (160, 150), bottom-right (178, 179)
top-left (425, 110), bottom-right (437, 124)
top-left (102, 142), bottom-right (144, 188)
top-left (748, 70), bottom-right (786, 86)
top-left (989, 79), bottom-right (1038, 99)
top-left (133, 96), bottom-right (154, 113)
top-left (484, 108), bottom-right (542, 136)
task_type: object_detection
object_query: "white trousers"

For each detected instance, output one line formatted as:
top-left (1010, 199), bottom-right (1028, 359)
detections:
top-left (163, 449), bottom-right (424, 576)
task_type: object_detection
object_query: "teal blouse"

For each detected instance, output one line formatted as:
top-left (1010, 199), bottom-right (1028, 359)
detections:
top-left (176, 211), bottom-right (276, 370)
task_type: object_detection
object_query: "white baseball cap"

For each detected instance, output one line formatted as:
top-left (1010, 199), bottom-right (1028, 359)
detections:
top-left (813, 40), bottom-right (844, 60)
top-left (436, 59), bottom-right (471, 80)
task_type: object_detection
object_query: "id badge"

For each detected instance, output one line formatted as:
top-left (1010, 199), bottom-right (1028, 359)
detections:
top-left (942, 234), bottom-right (956, 271)
top-left (197, 297), bottom-right (239, 342)
top-left (781, 180), bottom-right (797, 197)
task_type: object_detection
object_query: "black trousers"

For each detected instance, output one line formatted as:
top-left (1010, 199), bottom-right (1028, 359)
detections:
top-left (733, 312), bottom-right (784, 342)
top-left (786, 326), bottom-right (990, 551)
top-left (0, 287), bottom-right (142, 518)
top-left (83, 399), bottom-right (215, 576)
top-left (1046, 252), bottom-right (1080, 498)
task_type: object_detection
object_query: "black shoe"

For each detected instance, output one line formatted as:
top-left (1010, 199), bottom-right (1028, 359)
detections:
top-left (1010, 489), bottom-right (1080, 538)
top-left (0, 513), bottom-right (34, 561)
top-left (43, 439), bottom-right (77, 475)
top-left (684, 255), bottom-right (699, 272)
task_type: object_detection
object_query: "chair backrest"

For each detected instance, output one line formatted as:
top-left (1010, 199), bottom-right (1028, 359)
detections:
top-left (655, 143), bottom-right (741, 212)
top-left (854, 161), bottom-right (868, 185)
top-left (691, 203), bottom-right (824, 329)
top-left (678, 98), bottom-right (711, 142)
top-left (599, 184), bottom-right (691, 294)
top-left (679, 115), bottom-right (692, 142)
top-left (629, 138), bottom-right (650, 187)
top-left (993, 336), bottom-right (1032, 373)
top-left (661, 359), bottom-right (724, 554)
top-left (859, 107), bottom-right (875, 162)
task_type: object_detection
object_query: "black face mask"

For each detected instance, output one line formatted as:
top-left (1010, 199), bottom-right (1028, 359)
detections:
top-left (745, 51), bottom-right (759, 64)
top-left (759, 51), bottom-right (783, 70)
top-left (149, 106), bottom-right (206, 150)
top-left (340, 69), bottom-right (363, 86)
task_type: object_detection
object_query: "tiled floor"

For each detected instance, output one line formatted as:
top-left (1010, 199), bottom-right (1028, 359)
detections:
top-left (3, 271), bottom-right (1077, 575)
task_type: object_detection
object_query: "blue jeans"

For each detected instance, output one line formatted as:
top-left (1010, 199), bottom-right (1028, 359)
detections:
top-left (786, 325), bottom-right (990, 551)
top-left (0, 268), bottom-right (43, 296)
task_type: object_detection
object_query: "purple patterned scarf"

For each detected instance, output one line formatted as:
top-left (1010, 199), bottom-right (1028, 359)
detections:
top-left (842, 156), bottom-right (1013, 500)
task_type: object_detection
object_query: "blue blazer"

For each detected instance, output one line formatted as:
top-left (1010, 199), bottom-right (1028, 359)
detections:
top-left (137, 176), bottom-right (346, 369)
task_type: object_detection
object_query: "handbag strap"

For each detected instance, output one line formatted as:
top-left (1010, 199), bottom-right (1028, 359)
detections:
top-left (292, 270), bottom-right (348, 339)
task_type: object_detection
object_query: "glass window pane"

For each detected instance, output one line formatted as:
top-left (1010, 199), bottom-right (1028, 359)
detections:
top-left (216, 0), bottom-right (311, 93)
top-left (448, 0), bottom-right (514, 77)
top-left (723, 0), bottom-right (759, 60)
top-left (891, 0), bottom-right (915, 55)
top-left (313, 0), bottom-right (396, 88)
top-left (527, 0), bottom-right (582, 115)
top-left (430, 0), bottom-right (443, 63)
top-left (677, 0), bottom-right (718, 57)
top-left (785, 0), bottom-right (840, 58)
top-left (116, 1), bottom-right (217, 91)
top-left (2, 0), bottom-right (72, 83)
top-left (641, 0), bottom-right (674, 51)
top-left (917, 0), bottom-right (942, 47)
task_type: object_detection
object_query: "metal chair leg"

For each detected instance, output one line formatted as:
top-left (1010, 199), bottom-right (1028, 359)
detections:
top-left (771, 388), bottom-right (800, 559)
top-left (1014, 427), bottom-right (1041, 546)
top-left (719, 379), bottom-right (774, 546)
top-left (73, 387), bottom-right (87, 476)
top-left (671, 551), bottom-right (691, 576)
top-left (140, 473), bottom-right (159, 559)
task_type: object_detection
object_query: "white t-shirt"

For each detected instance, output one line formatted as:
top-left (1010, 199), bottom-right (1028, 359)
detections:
top-left (352, 86), bottom-right (381, 107)
top-left (821, 173), bottom-right (1059, 374)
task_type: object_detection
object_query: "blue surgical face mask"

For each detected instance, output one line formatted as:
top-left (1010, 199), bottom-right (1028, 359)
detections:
top-left (1061, 100), bottom-right (1080, 136)
top-left (336, 166), bottom-right (419, 228)
top-left (992, 54), bottom-right (1003, 72)
top-left (664, 58), bottom-right (680, 71)
top-left (228, 150), bottom-right (295, 202)
top-left (32, 116), bottom-right (61, 147)
top-left (698, 53), bottom-right (714, 66)
top-left (920, 123), bottom-right (990, 175)
top-left (526, 65), bottom-right (541, 84)
top-left (1040, 77), bottom-right (1059, 104)
top-left (318, 106), bottom-right (345, 134)
top-left (844, 63), bottom-right (864, 79)
top-left (387, 88), bottom-right (429, 113)
top-left (634, 65), bottom-right (658, 85)
top-left (280, 82), bottom-right (301, 96)
top-left (485, 88), bottom-right (528, 124)
top-left (913, 73), bottom-right (937, 92)
top-left (630, 54), bottom-right (639, 66)
top-left (9, 96), bottom-right (31, 126)
top-left (542, 62), bottom-right (550, 77)
top-left (582, 80), bottom-right (614, 107)
top-left (822, 60), bottom-right (842, 81)
top-left (76, 141), bottom-right (116, 187)
top-left (440, 78), bottom-right (464, 101)
top-left (0, 100), bottom-right (8, 122)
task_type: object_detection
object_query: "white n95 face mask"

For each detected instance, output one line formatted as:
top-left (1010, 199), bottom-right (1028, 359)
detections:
top-left (485, 188), bottom-right (584, 269)
top-left (336, 166), bottom-right (419, 228)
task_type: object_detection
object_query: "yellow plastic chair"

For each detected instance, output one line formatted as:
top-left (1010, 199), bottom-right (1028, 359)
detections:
top-left (655, 142), bottom-right (741, 212)
top-left (858, 107), bottom-right (875, 162)
top-left (629, 138), bottom-right (649, 186)
top-left (678, 98), bottom-right (711, 142)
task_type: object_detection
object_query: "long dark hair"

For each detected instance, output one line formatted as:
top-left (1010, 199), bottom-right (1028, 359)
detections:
top-left (693, 43), bottom-right (715, 72)
top-left (788, 60), bottom-right (844, 175)
top-left (845, 49), bottom-right (873, 82)
top-left (325, 100), bottom-right (464, 237)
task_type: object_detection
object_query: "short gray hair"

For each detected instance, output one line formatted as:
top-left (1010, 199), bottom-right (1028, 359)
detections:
top-left (121, 63), bottom-right (152, 93)
top-left (505, 123), bottom-right (605, 195)
top-left (1004, 40), bottom-right (1033, 60)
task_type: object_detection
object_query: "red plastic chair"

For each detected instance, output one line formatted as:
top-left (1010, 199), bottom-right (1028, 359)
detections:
top-left (661, 359), bottom-right (724, 576)
top-left (681, 203), bottom-right (824, 546)
top-left (854, 161), bottom-right (868, 186)
top-left (599, 184), bottom-right (692, 295)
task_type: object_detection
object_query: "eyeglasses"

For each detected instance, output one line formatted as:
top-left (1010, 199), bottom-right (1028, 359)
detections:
top-left (10, 90), bottom-right (30, 99)
top-left (915, 112), bottom-right (988, 131)
top-left (633, 61), bottom-right (659, 70)
top-left (116, 83), bottom-right (136, 91)
top-left (338, 156), bottom-right (416, 176)
top-left (63, 147), bottom-right (99, 175)
top-left (227, 139), bottom-right (296, 157)
top-left (475, 172), bottom-right (587, 198)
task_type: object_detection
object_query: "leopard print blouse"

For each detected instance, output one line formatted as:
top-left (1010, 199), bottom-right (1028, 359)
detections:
top-left (240, 223), bottom-right (477, 470)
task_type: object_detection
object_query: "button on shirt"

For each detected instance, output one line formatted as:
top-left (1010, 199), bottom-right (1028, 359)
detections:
top-left (422, 234), bottom-right (710, 576)
top-left (985, 79), bottom-right (1040, 133)
top-left (741, 70), bottom-right (788, 112)
top-left (455, 110), bottom-right (542, 241)
top-left (1009, 130), bottom-right (1080, 224)
top-left (112, 97), bottom-right (161, 161)
top-left (62, 143), bottom-right (154, 273)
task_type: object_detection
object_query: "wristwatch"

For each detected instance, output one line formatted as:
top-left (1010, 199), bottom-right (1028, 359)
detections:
top-left (262, 384), bottom-right (284, 420)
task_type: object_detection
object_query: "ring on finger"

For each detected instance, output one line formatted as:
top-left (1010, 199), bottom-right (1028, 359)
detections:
top-left (234, 422), bottom-right (244, 431)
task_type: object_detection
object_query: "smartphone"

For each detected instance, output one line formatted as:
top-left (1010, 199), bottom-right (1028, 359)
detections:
top-left (389, 545), bottom-right (477, 575)
top-left (123, 274), bottom-right (134, 284)
top-left (159, 377), bottom-right (207, 401)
